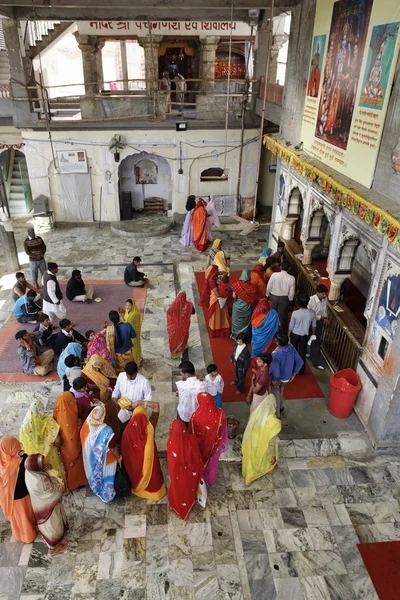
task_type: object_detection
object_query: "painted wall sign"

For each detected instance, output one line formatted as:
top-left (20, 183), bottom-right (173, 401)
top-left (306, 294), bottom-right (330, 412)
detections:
top-left (77, 21), bottom-right (253, 38)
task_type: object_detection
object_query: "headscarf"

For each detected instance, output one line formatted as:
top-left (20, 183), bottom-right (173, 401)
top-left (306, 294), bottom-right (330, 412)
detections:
top-left (189, 392), bottom-right (225, 465)
top-left (166, 291), bottom-right (194, 355)
top-left (231, 270), bottom-right (259, 305)
top-left (253, 263), bottom-right (265, 276)
top-left (167, 419), bottom-right (204, 521)
top-left (0, 436), bottom-right (22, 518)
top-left (212, 238), bottom-right (222, 249)
top-left (53, 392), bottom-right (85, 474)
top-left (87, 332), bottom-right (112, 363)
top-left (198, 265), bottom-right (218, 307)
top-left (82, 354), bottom-right (117, 392)
top-left (25, 453), bottom-right (45, 472)
top-left (57, 342), bottom-right (82, 379)
top-left (259, 248), bottom-right (272, 261)
top-left (20, 399), bottom-right (60, 458)
top-left (185, 195), bottom-right (196, 211)
top-left (251, 298), bottom-right (273, 327)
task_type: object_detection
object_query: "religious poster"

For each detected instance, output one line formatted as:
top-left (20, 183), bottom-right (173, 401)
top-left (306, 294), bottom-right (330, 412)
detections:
top-left (300, 0), bottom-right (400, 188)
top-left (375, 273), bottom-right (400, 339)
top-left (307, 35), bottom-right (327, 98)
top-left (57, 150), bottom-right (88, 174)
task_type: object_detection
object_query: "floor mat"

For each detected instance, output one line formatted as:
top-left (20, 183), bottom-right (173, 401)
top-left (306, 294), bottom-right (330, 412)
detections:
top-left (195, 271), bottom-right (325, 403)
top-left (357, 541), bottom-right (400, 600)
top-left (0, 280), bottom-right (147, 382)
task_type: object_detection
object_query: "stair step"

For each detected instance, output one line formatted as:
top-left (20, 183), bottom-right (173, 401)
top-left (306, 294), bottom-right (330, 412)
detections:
top-left (10, 193), bottom-right (25, 200)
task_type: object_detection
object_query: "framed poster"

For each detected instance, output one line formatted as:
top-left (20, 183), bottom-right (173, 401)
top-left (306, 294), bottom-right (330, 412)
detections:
top-left (57, 150), bottom-right (88, 174)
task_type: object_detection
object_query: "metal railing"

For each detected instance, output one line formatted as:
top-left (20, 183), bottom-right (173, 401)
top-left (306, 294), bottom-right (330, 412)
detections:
top-left (283, 238), bottom-right (362, 372)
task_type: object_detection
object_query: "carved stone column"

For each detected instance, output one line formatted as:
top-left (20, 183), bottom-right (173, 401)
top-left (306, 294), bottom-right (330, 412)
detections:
top-left (327, 274), bottom-right (349, 301)
top-left (301, 241), bottom-right (320, 266)
top-left (138, 35), bottom-right (163, 95)
top-left (74, 33), bottom-right (104, 95)
top-left (200, 36), bottom-right (220, 94)
top-left (281, 218), bottom-right (297, 240)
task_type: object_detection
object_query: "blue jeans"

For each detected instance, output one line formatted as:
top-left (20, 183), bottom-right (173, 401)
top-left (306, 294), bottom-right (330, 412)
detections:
top-left (30, 259), bottom-right (46, 288)
top-left (213, 394), bottom-right (223, 409)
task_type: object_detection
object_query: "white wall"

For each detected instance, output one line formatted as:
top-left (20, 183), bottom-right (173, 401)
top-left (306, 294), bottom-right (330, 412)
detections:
top-left (21, 129), bottom-right (258, 222)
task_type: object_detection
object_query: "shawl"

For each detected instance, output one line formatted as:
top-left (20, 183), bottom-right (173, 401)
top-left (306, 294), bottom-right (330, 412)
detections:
top-left (105, 325), bottom-right (117, 366)
top-left (82, 354), bottom-right (116, 393)
top-left (87, 332), bottom-right (112, 363)
top-left (242, 394), bottom-right (282, 484)
top-left (57, 342), bottom-right (82, 379)
top-left (231, 270), bottom-right (259, 305)
top-left (167, 419), bottom-right (204, 521)
top-left (208, 239), bottom-right (221, 265)
top-left (166, 292), bottom-right (194, 355)
top-left (180, 210), bottom-right (194, 246)
top-left (189, 392), bottom-right (225, 466)
top-left (198, 265), bottom-right (218, 307)
top-left (251, 300), bottom-right (279, 358)
top-left (192, 199), bottom-right (208, 252)
top-left (0, 436), bottom-right (22, 519)
top-left (251, 298), bottom-right (273, 327)
top-left (20, 399), bottom-right (60, 458)
top-left (24, 454), bottom-right (62, 524)
top-left (121, 406), bottom-right (166, 500)
top-left (251, 264), bottom-right (267, 298)
top-left (53, 392), bottom-right (84, 472)
top-left (258, 248), bottom-right (272, 265)
top-left (214, 250), bottom-right (229, 273)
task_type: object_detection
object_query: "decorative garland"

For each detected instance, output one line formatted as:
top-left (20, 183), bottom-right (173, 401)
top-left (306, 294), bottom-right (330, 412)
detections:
top-left (0, 143), bottom-right (24, 150)
top-left (264, 135), bottom-right (400, 252)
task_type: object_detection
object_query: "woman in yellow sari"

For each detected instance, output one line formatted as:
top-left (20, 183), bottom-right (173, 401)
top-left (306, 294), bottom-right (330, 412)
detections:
top-left (242, 394), bottom-right (282, 486)
top-left (119, 299), bottom-right (142, 366)
top-left (82, 354), bottom-right (119, 435)
top-left (19, 399), bottom-right (66, 487)
top-left (207, 239), bottom-right (230, 273)
top-left (121, 402), bottom-right (166, 500)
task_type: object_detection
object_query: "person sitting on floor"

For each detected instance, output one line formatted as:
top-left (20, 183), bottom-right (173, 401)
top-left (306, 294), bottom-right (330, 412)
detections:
top-left (66, 270), bottom-right (94, 303)
top-left (15, 330), bottom-right (54, 377)
top-left (14, 290), bottom-right (42, 324)
top-left (54, 318), bottom-right (86, 356)
top-left (124, 257), bottom-right (147, 287)
top-left (33, 313), bottom-right (57, 352)
top-left (70, 377), bottom-right (93, 422)
top-left (12, 271), bottom-right (39, 301)
top-left (64, 355), bottom-right (82, 391)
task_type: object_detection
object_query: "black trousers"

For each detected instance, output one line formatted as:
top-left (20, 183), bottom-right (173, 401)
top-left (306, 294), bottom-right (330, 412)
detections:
top-left (234, 364), bottom-right (248, 393)
top-left (269, 293), bottom-right (290, 332)
top-left (290, 333), bottom-right (308, 375)
top-left (311, 320), bottom-right (324, 367)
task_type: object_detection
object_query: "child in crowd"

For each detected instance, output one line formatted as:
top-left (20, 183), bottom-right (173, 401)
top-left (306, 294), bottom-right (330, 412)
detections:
top-left (70, 377), bottom-right (92, 422)
top-left (64, 355), bottom-right (82, 391)
top-left (230, 334), bottom-right (251, 395)
top-left (86, 330), bottom-right (95, 344)
top-left (205, 363), bottom-right (224, 409)
top-left (33, 313), bottom-right (57, 352)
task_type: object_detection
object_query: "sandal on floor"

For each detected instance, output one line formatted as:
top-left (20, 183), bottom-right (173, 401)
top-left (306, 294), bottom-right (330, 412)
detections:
top-left (48, 542), bottom-right (70, 557)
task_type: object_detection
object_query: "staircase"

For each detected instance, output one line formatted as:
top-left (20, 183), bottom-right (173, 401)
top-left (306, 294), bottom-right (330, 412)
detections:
top-left (8, 154), bottom-right (32, 218)
top-left (0, 21), bottom-right (10, 97)
top-left (22, 21), bottom-right (72, 59)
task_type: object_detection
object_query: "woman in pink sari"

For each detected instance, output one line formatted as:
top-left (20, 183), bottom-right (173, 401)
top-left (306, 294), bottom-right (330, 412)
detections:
top-left (87, 331), bottom-right (112, 364)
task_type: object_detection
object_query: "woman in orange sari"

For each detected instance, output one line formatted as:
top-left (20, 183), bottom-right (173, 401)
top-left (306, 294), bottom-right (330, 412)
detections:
top-left (0, 436), bottom-right (37, 543)
top-left (121, 402), bottom-right (166, 500)
top-left (250, 264), bottom-right (267, 299)
top-left (199, 265), bottom-right (230, 338)
top-left (166, 291), bottom-right (195, 358)
top-left (192, 199), bottom-right (208, 252)
top-left (53, 392), bottom-right (87, 491)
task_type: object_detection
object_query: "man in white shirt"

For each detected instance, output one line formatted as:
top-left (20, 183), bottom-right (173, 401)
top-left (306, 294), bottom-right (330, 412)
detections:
top-left (176, 361), bottom-right (207, 425)
top-left (112, 361), bottom-right (152, 424)
top-left (266, 261), bottom-right (296, 332)
top-left (308, 284), bottom-right (329, 370)
top-left (42, 262), bottom-right (67, 324)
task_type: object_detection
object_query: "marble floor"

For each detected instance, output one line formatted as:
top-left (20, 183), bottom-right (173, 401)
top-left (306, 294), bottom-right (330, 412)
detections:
top-left (0, 220), bottom-right (399, 600)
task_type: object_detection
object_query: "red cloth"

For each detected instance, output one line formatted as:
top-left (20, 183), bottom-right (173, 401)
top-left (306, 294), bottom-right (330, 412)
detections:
top-left (189, 392), bottom-right (224, 465)
top-left (166, 292), bottom-right (194, 355)
top-left (167, 419), bottom-right (204, 521)
top-left (251, 298), bottom-right (273, 326)
top-left (192, 200), bottom-right (208, 252)
top-left (198, 265), bottom-right (218, 307)
top-left (231, 280), bottom-right (259, 305)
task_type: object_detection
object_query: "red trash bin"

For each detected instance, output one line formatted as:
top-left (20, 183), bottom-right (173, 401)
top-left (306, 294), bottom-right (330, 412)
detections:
top-left (328, 368), bottom-right (361, 418)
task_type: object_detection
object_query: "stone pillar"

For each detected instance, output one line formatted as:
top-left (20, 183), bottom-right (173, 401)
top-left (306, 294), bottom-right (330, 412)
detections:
top-left (327, 274), bottom-right (348, 301)
top-left (281, 218), bottom-right (297, 239)
top-left (74, 33), bottom-right (104, 95)
top-left (301, 240), bottom-right (319, 265)
top-left (200, 36), bottom-right (220, 94)
top-left (3, 19), bottom-right (29, 100)
top-left (269, 34), bottom-right (289, 84)
top-left (138, 35), bottom-right (163, 95)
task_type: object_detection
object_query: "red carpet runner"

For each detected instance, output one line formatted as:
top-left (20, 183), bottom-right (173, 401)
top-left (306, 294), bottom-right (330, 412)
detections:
top-left (195, 271), bottom-right (324, 403)
top-left (357, 541), bottom-right (400, 600)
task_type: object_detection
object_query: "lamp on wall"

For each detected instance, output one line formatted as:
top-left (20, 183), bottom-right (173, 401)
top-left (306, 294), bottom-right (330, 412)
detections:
top-left (176, 122), bottom-right (187, 131)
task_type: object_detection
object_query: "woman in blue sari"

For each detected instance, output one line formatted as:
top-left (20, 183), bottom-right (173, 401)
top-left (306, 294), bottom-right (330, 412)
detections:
top-left (57, 342), bottom-right (82, 379)
top-left (251, 299), bottom-right (279, 358)
top-left (80, 403), bottom-right (121, 503)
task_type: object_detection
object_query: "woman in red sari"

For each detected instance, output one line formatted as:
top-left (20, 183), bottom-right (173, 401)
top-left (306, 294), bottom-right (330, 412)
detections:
top-left (199, 265), bottom-right (230, 337)
top-left (167, 419), bottom-right (204, 521)
top-left (192, 199), bottom-right (208, 252)
top-left (250, 264), bottom-right (267, 299)
top-left (121, 402), bottom-right (166, 500)
top-left (166, 291), bottom-right (195, 358)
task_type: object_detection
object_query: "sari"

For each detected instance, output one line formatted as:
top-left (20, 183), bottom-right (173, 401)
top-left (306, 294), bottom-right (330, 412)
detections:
top-left (250, 264), bottom-right (267, 298)
top-left (87, 332), bottom-right (112, 364)
top-left (124, 301), bottom-right (142, 365)
top-left (180, 209), bottom-right (194, 246)
top-left (82, 354), bottom-right (119, 435)
top-left (207, 239), bottom-right (229, 273)
top-left (209, 284), bottom-right (230, 338)
top-left (231, 270), bottom-right (259, 338)
top-left (53, 392), bottom-right (87, 490)
top-left (198, 265), bottom-right (218, 308)
top-left (189, 392), bottom-right (227, 485)
top-left (0, 437), bottom-right (37, 543)
top-left (80, 403), bottom-right (117, 503)
top-left (20, 399), bottom-right (65, 486)
top-left (167, 419), bottom-right (204, 521)
top-left (105, 324), bottom-right (133, 372)
top-left (258, 248), bottom-right (272, 266)
top-left (57, 342), bottom-right (82, 379)
top-left (192, 199), bottom-right (208, 252)
top-left (24, 454), bottom-right (68, 550)
top-left (251, 299), bottom-right (279, 358)
top-left (205, 196), bottom-right (221, 241)
top-left (166, 291), bottom-right (194, 357)
top-left (122, 405), bottom-right (166, 501)
top-left (242, 394), bottom-right (282, 484)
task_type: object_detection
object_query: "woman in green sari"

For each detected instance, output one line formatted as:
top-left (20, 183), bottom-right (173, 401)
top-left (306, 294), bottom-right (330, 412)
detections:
top-left (119, 299), bottom-right (142, 366)
top-left (231, 270), bottom-right (259, 339)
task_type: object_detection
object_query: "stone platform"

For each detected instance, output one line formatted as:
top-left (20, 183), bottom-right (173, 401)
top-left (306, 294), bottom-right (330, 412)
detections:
top-left (111, 215), bottom-right (174, 239)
